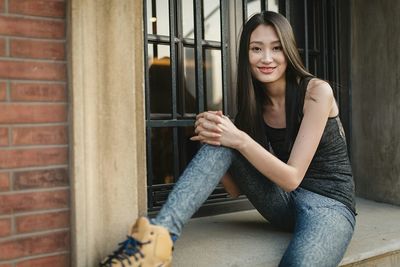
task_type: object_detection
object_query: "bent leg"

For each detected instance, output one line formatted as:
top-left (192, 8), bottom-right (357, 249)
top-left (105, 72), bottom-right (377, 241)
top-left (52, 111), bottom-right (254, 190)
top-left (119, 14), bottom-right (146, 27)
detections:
top-left (152, 144), bottom-right (234, 236)
top-left (229, 152), bottom-right (295, 231)
top-left (279, 188), bottom-right (355, 267)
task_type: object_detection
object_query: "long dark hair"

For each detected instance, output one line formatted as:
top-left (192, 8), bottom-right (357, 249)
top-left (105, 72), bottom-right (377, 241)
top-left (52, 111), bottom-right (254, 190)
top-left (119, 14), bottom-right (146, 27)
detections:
top-left (235, 11), bottom-right (313, 151)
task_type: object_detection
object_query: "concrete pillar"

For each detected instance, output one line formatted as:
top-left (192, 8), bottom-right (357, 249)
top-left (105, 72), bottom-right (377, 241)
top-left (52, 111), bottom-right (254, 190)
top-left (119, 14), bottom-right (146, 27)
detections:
top-left (68, 1), bottom-right (146, 266)
top-left (351, 0), bottom-right (400, 205)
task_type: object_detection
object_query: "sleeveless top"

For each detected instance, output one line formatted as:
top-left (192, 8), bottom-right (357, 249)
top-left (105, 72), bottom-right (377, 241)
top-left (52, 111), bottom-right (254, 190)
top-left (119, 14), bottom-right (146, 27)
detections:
top-left (265, 80), bottom-right (356, 213)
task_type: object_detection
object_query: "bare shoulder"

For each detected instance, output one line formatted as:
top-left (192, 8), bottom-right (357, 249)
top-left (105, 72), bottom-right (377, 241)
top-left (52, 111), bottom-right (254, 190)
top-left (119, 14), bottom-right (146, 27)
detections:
top-left (305, 78), bottom-right (333, 102)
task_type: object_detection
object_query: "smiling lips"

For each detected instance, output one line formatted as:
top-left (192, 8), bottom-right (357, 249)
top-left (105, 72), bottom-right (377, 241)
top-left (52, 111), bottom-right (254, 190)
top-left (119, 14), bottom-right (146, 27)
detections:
top-left (258, 66), bottom-right (276, 74)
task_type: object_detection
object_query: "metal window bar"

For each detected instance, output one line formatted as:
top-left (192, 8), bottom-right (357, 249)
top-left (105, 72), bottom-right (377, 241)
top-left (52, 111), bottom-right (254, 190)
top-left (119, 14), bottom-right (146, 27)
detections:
top-left (330, 0), bottom-right (340, 102)
top-left (321, 0), bottom-right (328, 79)
top-left (168, 0), bottom-right (180, 181)
top-left (261, 0), bottom-right (266, 11)
top-left (303, 0), bottom-right (309, 69)
top-left (221, 0), bottom-right (229, 114)
top-left (194, 0), bottom-right (205, 113)
top-left (284, 0), bottom-right (290, 20)
top-left (242, 1), bottom-right (247, 22)
top-left (143, 0), bottom-right (153, 210)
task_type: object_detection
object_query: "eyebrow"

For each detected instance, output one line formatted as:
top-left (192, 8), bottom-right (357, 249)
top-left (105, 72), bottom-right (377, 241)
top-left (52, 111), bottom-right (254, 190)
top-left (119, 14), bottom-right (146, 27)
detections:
top-left (249, 40), bottom-right (281, 45)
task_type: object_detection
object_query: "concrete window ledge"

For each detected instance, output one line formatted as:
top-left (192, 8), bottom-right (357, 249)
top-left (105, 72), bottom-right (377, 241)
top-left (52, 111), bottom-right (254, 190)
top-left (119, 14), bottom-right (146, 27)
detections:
top-left (173, 198), bottom-right (400, 267)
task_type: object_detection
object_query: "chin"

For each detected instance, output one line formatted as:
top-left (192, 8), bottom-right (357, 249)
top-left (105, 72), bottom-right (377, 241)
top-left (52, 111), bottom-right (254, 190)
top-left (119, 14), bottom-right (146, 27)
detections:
top-left (256, 76), bottom-right (280, 84)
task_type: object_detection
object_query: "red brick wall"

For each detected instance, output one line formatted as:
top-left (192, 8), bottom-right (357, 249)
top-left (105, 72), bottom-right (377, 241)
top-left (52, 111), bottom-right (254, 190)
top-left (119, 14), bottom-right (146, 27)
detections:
top-left (0, 1), bottom-right (69, 266)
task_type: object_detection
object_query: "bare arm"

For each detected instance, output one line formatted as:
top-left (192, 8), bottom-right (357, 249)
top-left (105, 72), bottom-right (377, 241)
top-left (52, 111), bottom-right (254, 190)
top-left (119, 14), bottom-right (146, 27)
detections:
top-left (191, 79), bottom-right (335, 192)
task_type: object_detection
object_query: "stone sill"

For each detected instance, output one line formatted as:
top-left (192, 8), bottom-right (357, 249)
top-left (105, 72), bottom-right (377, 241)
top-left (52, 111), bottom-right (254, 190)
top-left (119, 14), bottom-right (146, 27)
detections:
top-left (173, 198), bottom-right (400, 267)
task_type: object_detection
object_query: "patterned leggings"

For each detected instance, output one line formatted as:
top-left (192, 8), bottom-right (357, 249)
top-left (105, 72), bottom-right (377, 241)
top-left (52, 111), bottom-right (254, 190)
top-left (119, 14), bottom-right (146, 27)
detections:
top-left (152, 145), bottom-right (355, 267)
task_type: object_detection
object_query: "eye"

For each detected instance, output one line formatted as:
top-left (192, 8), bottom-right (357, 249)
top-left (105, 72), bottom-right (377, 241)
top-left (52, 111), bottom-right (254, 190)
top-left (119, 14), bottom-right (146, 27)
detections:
top-left (250, 46), bottom-right (262, 53)
top-left (272, 46), bottom-right (283, 52)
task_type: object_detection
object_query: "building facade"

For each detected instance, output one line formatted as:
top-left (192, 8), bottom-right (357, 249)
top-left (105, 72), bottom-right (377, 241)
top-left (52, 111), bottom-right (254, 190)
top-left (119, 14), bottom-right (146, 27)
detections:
top-left (0, 0), bottom-right (399, 266)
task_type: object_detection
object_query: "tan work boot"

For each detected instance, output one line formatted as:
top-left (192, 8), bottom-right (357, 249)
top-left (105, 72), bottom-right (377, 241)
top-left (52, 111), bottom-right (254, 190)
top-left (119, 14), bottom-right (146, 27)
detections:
top-left (99, 217), bottom-right (173, 267)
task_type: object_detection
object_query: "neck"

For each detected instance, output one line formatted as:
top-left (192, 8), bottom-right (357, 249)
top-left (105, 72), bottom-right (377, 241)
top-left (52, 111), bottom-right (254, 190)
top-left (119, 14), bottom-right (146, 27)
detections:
top-left (264, 78), bottom-right (286, 107)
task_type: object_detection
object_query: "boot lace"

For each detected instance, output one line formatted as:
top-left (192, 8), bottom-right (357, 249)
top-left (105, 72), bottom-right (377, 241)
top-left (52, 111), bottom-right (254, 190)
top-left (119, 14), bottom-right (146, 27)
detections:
top-left (100, 236), bottom-right (150, 266)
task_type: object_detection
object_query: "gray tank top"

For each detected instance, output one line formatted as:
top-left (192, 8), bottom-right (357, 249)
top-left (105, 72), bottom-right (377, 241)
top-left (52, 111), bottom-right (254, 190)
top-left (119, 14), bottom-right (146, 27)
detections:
top-left (301, 116), bottom-right (355, 213)
top-left (265, 103), bottom-right (356, 214)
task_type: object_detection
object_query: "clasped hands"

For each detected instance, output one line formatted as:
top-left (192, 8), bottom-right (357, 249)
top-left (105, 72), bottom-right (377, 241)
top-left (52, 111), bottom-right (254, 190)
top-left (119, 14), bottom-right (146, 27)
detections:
top-left (190, 110), bottom-right (245, 150)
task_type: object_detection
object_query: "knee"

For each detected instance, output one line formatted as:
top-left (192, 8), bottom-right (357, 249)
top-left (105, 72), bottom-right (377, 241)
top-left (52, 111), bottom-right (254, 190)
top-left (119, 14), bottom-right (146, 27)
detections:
top-left (199, 144), bottom-right (234, 157)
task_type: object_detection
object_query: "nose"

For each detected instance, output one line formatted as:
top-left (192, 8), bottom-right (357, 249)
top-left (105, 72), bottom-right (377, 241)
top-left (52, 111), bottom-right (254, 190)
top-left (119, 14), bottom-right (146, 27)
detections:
top-left (261, 50), bottom-right (273, 63)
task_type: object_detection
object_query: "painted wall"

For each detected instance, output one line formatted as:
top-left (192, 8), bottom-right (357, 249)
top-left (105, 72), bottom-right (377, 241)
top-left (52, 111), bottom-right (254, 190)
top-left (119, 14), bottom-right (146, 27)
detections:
top-left (351, 0), bottom-right (400, 205)
top-left (69, 0), bottom-right (146, 266)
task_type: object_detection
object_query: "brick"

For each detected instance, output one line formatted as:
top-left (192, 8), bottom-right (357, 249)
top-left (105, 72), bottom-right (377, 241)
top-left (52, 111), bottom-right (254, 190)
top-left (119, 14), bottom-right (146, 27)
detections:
top-left (0, 15), bottom-right (65, 39)
top-left (0, 264), bottom-right (12, 267)
top-left (0, 81), bottom-right (5, 101)
top-left (14, 168), bottom-right (68, 190)
top-left (0, 38), bottom-right (5, 57)
top-left (13, 126), bottom-right (68, 145)
top-left (0, 172), bottom-right (10, 191)
top-left (0, 147), bottom-right (67, 169)
top-left (16, 254), bottom-right (69, 267)
top-left (9, 0), bottom-right (66, 18)
top-left (0, 104), bottom-right (67, 124)
top-left (0, 0), bottom-right (4, 13)
top-left (0, 127), bottom-right (7, 146)
top-left (11, 82), bottom-right (66, 102)
top-left (0, 60), bottom-right (66, 81)
top-left (0, 218), bottom-right (11, 237)
top-left (0, 190), bottom-right (69, 214)
top-left (16, 210), bottom-right (69, 233)
top-left (10, 39), bottom-right (65, 60)
top-left (0, 231), bottom-right (69, 260)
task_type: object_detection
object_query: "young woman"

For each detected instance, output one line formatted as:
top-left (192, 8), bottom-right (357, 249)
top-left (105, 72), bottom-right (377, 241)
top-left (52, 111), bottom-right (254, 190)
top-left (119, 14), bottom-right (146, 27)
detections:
top-left (101, 11), bottom-right (356, 267)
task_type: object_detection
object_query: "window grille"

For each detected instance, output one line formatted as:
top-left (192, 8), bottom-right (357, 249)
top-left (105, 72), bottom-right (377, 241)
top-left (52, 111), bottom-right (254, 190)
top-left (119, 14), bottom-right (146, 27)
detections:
top-left (143, 0), bottom-right (349, 215)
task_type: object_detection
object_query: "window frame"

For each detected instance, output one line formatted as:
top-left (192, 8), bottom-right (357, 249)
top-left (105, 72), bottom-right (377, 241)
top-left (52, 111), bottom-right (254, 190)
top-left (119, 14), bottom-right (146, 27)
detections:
top-left (143, 0), bottom-right (350, 216)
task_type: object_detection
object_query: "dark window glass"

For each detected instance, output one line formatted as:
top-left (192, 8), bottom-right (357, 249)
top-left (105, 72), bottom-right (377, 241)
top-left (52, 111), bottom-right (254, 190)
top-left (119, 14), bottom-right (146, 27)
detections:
top-left (178, 126), bottom-right (199, 174)
top-left (151, 127), bottom-right (174, 185)
top-left (148, 44), bottom-right (172, 117)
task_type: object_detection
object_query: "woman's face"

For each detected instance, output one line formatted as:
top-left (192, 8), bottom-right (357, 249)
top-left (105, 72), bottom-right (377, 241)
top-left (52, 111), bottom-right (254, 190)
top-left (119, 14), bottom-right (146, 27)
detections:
top-left (248, 24), bottom-right (287, 86)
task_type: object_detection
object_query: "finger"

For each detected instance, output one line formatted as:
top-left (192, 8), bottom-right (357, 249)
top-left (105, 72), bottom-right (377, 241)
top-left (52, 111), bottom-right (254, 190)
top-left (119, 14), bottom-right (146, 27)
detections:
top-left (194, 125), bottom-right (204, 134)
top-left (199, 131), bottom-right (221, 138)
top-left (190, 135), bottom-right (215, 143)
top-left (194, 118), bottom-right (203, 128)
top-left (195, 117), bottom-right (207, 127)
top-left (195, 119), bottom-right (222, 133)
top-left (218, 116), bottom-right (232, 127)
top-left (203, 121), bottom-right (222, 133)
top-left (190, 135), bottom-right (201, 141)
top-left (195, 125), bottom-right (221, 137)
top-left (204, 112), bottom-right (223, 124)
top-left (216, 110), bottom-right (223, 117)
top-left (196, 112), bottom-right (208, 120)
top-left (190, 135), bottom-right (208, 142)
top-left (190, 134), bottom-right (220, 144)
top-left (202, 140), bottom-right (221, 146)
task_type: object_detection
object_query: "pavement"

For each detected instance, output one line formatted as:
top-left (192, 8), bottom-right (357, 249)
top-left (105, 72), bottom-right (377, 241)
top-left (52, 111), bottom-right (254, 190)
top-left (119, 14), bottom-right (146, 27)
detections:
top-left (172, 198), bottom-right (400, 267)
